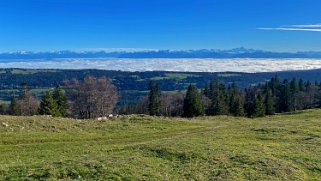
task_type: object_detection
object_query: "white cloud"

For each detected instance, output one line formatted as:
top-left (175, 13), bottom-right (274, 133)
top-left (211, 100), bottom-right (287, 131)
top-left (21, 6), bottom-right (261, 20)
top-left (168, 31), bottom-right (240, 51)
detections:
top-left (258, 24), bottom-right (321, 32)
top-left (258, 27), bottom-right (321, 32)
top-left (290, 24), bottom-right (321, 28)
top-left (1, 58), bottom-right (321, 73)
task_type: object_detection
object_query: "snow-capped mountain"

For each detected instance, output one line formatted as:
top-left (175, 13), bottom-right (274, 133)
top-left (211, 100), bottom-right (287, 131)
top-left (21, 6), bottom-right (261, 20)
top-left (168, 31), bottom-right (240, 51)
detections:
top-left (1, 48), bottom-right (321, 59)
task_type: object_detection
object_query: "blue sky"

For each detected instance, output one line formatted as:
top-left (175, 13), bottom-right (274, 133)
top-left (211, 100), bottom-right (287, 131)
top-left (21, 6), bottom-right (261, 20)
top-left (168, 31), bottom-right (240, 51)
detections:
top-left (0, 0), bottom-right (320, 52)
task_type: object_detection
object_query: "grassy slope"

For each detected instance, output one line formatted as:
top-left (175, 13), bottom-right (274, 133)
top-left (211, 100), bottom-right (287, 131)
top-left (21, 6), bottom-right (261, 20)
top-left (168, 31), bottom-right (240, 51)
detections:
top-left (0, 110), bottom-right (321, 180)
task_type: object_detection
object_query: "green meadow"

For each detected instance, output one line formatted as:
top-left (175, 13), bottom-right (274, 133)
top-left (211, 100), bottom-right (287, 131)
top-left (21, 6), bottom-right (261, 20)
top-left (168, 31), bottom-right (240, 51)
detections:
top-left (0, 109), bottom-right (321, 180)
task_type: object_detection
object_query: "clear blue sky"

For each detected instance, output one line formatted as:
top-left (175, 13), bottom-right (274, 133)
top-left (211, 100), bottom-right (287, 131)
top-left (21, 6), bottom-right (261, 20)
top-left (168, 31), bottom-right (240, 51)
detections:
top-left (0, 0), bottom-right (320, 52)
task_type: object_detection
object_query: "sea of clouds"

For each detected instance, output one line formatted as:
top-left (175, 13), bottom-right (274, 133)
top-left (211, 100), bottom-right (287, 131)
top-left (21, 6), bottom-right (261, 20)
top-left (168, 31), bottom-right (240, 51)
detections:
top-left (1, 58), bottom-right (321, 73)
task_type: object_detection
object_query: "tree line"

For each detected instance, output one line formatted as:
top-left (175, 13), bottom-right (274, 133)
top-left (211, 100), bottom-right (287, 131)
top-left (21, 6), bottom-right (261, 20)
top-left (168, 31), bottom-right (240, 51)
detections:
top-left (1, 75), bottom-right (321, 119)
top-left (0, 76), bottom-right (119, 119)
top-left (120, 75), bottom-right (321, 118)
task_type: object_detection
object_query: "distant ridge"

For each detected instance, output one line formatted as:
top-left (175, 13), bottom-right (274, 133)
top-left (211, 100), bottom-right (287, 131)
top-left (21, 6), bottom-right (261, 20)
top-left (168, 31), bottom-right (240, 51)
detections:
top-left (1, 47), bottom-right (321, 59)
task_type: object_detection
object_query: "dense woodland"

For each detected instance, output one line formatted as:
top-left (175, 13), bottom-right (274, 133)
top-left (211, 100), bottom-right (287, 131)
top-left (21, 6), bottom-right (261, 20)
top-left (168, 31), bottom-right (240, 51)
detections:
top-left (1, 74), bottom-right (321, 119)
top-left (120, 75), bottom-right (321, 117)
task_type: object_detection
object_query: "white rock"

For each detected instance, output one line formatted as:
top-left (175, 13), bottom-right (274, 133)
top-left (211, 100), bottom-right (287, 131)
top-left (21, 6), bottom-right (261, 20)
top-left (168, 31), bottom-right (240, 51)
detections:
top-left (2, 122), bottom-right (9, 127)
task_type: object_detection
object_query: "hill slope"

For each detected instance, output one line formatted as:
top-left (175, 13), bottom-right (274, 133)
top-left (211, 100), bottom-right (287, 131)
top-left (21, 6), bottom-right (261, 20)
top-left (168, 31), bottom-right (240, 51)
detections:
top-left (1, 110), bottom-right (321, 180)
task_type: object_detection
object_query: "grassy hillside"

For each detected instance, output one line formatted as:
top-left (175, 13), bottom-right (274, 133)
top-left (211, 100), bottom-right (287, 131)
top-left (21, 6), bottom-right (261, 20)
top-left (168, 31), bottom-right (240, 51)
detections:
top-left (1, 110), bottom-right (321, 180)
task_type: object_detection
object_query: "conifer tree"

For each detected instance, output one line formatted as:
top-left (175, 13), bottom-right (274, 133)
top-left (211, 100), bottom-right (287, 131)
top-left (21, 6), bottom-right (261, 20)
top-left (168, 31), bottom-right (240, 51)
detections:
top-left (253, 93), bottom-right (265, 117)
top-left (39, 91), bottom-right (60, 117)
top-left (244, 88), bottom-right (256, 116)
top-left (148, 81), bottom-right (161, 116)
top-left (265, 88), bottom-right (275, 115)
top-left (306, 81), bottom-right (312, 89)
top-left (231, 95), bottom-right (245, 116)
top-left (183, 84), bottom-right (204, 117)
top-left (290, 78), bottom-right (298, 110)
top-left (228, 83), bottom-right (244, 116)
top-left (9, 95), bottom-right (19, 115)
top-left (298, 79), bottom-right (305, 91)
top-left (271, 75), bottom-right (281, 95)
top-left (270, 75), bottom-right (281, 112)
top-left (53, 85), bottom-right (69, 117)
top-left (208, 80), bottom-right (228, 115)
top-left (280, 79), bottom-right (292, 112)
top-left (218, 81), bottom-right (229, 114)
top-left (290, 78), bottom-right (298, 93)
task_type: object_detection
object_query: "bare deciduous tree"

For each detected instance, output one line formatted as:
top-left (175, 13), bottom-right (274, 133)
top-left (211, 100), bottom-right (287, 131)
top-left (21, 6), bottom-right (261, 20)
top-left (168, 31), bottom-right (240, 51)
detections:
top-left (160, 92), bottom-right (184, 117)
top-left (17, 91), bottom-right (40, 116)
top-left (65, 76), bottom-right (119, 119)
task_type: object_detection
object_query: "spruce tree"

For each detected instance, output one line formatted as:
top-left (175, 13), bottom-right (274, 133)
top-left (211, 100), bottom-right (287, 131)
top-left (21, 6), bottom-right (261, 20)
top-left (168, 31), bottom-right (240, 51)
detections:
top-left (231, 95), bottom-right (245, 116)
top-left (265, 89), bottom-right (275, 115)
top-left (9, 95), bottom-right (19, 115)
top-left (244, 88), bottom-right (256, 116)
top-left (208, 80), bottom-right (228, 115)
top-left (271, 75), bottom-right (281, 95)
top-left (228, 83), bottom-right (244, 116)
top-left (280, 79), bottom-right (292, 112)
top-left (298, 79), bottom-right (305, 91)
top-left (148, 81), bottom-right (161, 116)
top-left (290, 78), bottom-right (298, 111)
top-left (270, 75), bottom-right (281, 112)
top-left (39, 91), bottom-right (60, 117)
top-left (53, 85), bottom-right (69, 117)
top-left (253, 93), bottom-right (265, 117)
top-left (183, 85), bottom-right (204, 117)
top-left (218, 82), bottom-right (229, 114)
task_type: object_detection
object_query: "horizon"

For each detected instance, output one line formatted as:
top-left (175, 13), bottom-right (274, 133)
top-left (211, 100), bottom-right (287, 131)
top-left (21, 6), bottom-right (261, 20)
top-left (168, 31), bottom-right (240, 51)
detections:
top-left (1, 47), bottom-right (321, 54)
top-left (0, 0), bottom-right (320, 52)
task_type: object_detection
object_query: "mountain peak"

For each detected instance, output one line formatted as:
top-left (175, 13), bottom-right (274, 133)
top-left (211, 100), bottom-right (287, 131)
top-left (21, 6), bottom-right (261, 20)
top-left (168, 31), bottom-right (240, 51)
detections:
top-left (0, 48), bottom-right (321, 59)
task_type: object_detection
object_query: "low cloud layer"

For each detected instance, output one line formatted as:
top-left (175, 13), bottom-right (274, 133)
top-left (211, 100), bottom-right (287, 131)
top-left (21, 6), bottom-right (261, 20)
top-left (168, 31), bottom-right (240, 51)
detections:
top-left (1, 58), bottom-right (321, 73)
top-left (258, 24), bottom-right (321, 32)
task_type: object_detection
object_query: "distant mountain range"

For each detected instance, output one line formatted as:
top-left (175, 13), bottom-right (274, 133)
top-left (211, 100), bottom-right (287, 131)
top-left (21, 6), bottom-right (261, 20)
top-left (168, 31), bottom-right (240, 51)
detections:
top-left (1, 47), bottom-right (321, 59)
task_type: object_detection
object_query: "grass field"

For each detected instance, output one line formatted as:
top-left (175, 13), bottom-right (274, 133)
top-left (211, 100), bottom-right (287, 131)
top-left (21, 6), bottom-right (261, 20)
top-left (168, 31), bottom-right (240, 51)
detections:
top-left (1, 110), bottom-right (321, 180)
top-left (150, 73), bottom-right (200, 81)
top-left (10, 69), bottom-right (59, 75)
top-left (217, 73), bottom-right (241, 77)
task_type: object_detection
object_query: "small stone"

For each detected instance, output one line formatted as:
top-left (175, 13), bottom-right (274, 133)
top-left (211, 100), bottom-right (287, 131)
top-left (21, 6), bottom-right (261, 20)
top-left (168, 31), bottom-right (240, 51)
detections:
top-left (2, 122), bottom-right (9, 127)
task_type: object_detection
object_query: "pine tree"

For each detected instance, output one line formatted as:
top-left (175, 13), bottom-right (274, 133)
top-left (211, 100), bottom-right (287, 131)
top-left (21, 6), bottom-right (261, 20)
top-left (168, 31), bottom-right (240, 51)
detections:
top-left (52, 85), bottom-right (69, 117)
top-left (183, 85), bottom-right (204, 117)
top-left (208, 80), bottom-right (228, 115)
top-left (228, 83), bottom-right (244, 116)
top-left (244, 88), bottom-right (256, 116)
top-left (253, 93), bottom-right (265, 117)
top-left (9, 95), bottom-right (19, 115)
top-left (265, 88), bottom-right (275, 115)
top-left (280, 79), bottom-right (292, 112)
top-left (148, 81), bottom-right (161, 116)
top-left (39, 91), bottom-right (60, 117)
top-left (271, 75), bottom-right (281, 95)
top-left (298, 79), bottom-right (305, 91)
top-left (231, 95), bottom-right (245, 117)
top-left (270, 75), bottom-right (281, 112)
top-left (290, 78), bottom-right (298, 111)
